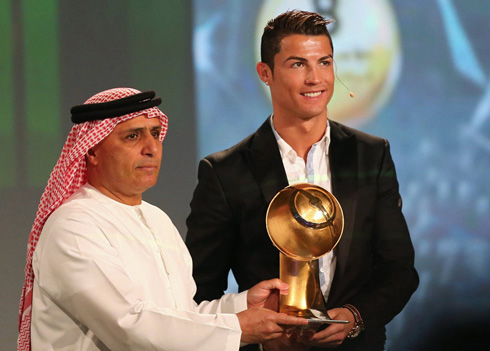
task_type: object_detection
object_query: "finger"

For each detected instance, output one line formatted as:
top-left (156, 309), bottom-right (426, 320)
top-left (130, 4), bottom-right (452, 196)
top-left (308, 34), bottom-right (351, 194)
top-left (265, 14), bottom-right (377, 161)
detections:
top-left (258, 278), bottom-right (289, 292)
top-left (311, 325), bottom-right (337, 338)
top-left (309, 327), bottom-right (343, 343)
top-left (277, 315), bottom-right (309, 327)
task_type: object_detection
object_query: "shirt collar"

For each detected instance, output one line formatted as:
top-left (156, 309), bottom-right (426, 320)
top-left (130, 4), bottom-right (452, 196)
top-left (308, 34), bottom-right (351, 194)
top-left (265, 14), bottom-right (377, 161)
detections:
top-left (270, 115), bottom-right (331, 161)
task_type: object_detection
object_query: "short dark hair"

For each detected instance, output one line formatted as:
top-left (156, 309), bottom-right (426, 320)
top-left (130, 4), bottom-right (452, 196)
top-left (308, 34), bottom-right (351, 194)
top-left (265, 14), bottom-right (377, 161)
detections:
top-left (260, 10), bottom-right (334, 71)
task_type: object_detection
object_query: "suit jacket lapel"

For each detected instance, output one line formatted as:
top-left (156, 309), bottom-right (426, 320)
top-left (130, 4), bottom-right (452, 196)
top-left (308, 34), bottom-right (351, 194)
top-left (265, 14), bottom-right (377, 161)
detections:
top-left (246, 117), bottom-right (289, 204)
top-left (329, 120), bottom-right (358, 280)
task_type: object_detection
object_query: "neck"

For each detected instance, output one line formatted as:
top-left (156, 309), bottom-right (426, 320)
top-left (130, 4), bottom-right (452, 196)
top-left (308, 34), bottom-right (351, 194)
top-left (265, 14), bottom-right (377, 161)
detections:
top-left (87, 180), bottom-right (143, 206)
top-left (272, 113), bottom-right (327, 160)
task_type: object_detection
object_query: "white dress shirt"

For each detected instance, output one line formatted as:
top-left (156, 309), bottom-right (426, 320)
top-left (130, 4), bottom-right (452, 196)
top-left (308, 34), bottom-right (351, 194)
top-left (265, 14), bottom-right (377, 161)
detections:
top-left (31, 184), bottom-right (246, 351)
top-left (271, 117), bottom-right (337, 300)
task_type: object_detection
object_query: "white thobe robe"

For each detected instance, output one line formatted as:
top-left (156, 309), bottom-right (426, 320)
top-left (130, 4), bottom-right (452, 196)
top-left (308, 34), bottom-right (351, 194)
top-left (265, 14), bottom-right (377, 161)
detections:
top-left (31, 184), bottom-right (246, 351)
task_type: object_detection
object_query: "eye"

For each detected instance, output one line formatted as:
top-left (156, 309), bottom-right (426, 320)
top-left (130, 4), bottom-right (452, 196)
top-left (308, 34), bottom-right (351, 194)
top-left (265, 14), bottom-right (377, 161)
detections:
top-left (126, 133), bottom-right (138, 140)
top-left (320, 60), bottom-right (331, 66)
top-left (151, 130), bottom-right (161, 138)
top-left (292, 62), bottom-right (304, 68)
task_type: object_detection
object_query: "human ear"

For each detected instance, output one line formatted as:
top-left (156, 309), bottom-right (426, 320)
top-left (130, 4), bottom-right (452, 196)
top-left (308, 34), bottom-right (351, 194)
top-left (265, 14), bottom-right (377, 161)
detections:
top-left (85, 148), bottom-right (98, 166)
top-left (256, 62), bottom-right (272, 84)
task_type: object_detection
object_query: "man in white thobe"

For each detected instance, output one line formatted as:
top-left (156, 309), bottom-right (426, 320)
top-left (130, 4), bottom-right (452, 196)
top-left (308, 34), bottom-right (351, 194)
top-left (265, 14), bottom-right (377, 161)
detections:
top-left (18, 87), bottom-right (307, 351)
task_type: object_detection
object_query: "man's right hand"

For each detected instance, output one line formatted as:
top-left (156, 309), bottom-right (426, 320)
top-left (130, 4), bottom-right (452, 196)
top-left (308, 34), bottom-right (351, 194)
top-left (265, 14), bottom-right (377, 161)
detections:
top-left (237, 307), bottom-right (308, 344)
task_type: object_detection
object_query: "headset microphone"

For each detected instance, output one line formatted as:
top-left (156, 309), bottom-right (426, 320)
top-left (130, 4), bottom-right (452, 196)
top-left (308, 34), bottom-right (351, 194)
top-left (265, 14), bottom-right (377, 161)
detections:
top-left (336, 74), bottom-right (355, 98)
top-left (333, 59), bottom-right (355, 98)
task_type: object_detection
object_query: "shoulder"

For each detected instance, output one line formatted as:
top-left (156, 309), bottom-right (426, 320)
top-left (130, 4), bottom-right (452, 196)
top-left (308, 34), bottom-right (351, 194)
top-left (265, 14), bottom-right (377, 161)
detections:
top-left (141, 201), bottom-right (173, 225)
top-left (36, 190), bottom-right (108, 258)
top-left (329, 119), bottom-right (388, 148)
top-left (204, 117), bottom-right (274, 165)
top-left (46, 189), bottom-right (98, 225)
top-left (42, 185), bottom-right (136, 238)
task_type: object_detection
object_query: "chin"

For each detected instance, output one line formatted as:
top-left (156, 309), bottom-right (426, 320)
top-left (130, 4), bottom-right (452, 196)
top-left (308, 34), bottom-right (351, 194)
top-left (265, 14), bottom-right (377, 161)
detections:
top-left (298, 112), bottom-right (325, 121)
top-left (138, 178), bottom-right (158, 191)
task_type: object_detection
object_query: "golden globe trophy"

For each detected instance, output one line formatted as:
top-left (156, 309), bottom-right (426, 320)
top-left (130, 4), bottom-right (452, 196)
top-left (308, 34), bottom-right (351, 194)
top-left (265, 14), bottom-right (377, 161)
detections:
top-left (266, 183), bottom-right (348, 329)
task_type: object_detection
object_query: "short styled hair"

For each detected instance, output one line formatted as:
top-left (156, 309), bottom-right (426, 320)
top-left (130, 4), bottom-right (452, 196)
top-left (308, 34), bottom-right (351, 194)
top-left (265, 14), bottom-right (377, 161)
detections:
top-left (260, 10), bottom-right (334, 71)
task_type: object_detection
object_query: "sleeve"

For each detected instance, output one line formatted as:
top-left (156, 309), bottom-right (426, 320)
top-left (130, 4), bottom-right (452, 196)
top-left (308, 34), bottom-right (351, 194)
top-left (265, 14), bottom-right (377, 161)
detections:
top-left (197, 291), bottom-right (248, 315)
top-left (36, 211), bottom-right (243, 351)
top-left (347, 140), bottom-right (419, 329)
top-left (185, 158), bottom-right (238, 302)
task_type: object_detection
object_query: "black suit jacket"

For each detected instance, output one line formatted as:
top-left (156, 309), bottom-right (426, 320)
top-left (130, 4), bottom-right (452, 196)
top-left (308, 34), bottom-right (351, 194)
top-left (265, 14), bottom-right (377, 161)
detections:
top-left (186, 118), bottom-right (418, 350)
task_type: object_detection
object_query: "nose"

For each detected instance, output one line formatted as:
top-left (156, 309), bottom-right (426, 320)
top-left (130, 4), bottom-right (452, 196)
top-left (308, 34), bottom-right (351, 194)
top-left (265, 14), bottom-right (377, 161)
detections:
top-left (142, 132), bottom-right (160, 156)
top-left (305, 67), bottom-right (320, 85)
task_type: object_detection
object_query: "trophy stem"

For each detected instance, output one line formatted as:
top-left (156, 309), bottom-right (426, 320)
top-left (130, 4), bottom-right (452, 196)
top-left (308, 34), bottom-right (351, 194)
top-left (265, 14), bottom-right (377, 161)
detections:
top-left (279, 253), bottom-right (328, 319)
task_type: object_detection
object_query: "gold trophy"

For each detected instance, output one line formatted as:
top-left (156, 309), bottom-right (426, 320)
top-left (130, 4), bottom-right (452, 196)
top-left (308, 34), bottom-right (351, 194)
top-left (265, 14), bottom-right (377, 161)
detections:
top-left (266, 183), bottom-right (348, 328)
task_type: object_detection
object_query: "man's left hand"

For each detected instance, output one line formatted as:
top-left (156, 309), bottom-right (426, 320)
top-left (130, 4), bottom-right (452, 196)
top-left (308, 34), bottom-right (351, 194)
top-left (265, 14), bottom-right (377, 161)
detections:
top-left (306, 308), bottom-right (355, 347)
top-left (247, 279), bottom-right (289, 311)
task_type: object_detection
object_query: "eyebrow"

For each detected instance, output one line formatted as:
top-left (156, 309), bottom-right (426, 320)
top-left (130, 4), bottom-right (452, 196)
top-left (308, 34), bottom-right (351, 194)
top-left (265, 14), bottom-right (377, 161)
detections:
top-left (118, 125), bottom-right (162, 134)
top-left (284, 55), bottom-right (333, 63)
top-left (320, 55), bottom-right (333, 60)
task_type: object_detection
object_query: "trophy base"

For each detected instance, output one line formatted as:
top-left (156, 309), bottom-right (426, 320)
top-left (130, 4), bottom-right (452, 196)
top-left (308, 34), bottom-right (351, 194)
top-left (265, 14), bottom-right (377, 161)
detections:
top-left (281, 307), bottom-right (349, 331)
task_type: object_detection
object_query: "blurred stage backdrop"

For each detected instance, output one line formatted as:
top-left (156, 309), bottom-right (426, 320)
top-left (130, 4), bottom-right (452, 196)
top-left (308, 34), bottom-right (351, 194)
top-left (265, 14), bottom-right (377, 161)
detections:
top-left (1, 1), bottom-right (489, 350)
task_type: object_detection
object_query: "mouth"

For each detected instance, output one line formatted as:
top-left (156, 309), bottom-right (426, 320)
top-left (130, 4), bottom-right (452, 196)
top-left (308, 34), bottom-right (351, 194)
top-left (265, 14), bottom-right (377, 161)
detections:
top-left (137, 165), bottom-right (158, 171)
top-left (301, 91), bottom-right (323, 98)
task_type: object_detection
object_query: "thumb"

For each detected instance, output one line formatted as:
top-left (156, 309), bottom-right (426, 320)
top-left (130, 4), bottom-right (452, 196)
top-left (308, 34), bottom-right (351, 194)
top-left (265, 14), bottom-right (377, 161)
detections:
top-left (258, 278), bottom-right (289, 292)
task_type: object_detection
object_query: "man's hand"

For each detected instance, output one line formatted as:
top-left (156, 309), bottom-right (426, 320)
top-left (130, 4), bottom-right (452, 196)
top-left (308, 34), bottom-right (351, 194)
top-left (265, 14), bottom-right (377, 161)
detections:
top-left (247, 278), bottom-right (290, 310)
top-left (306, 307), bottom-right (355, 347)
top-left (237, 307), bottom-right (308, 344)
